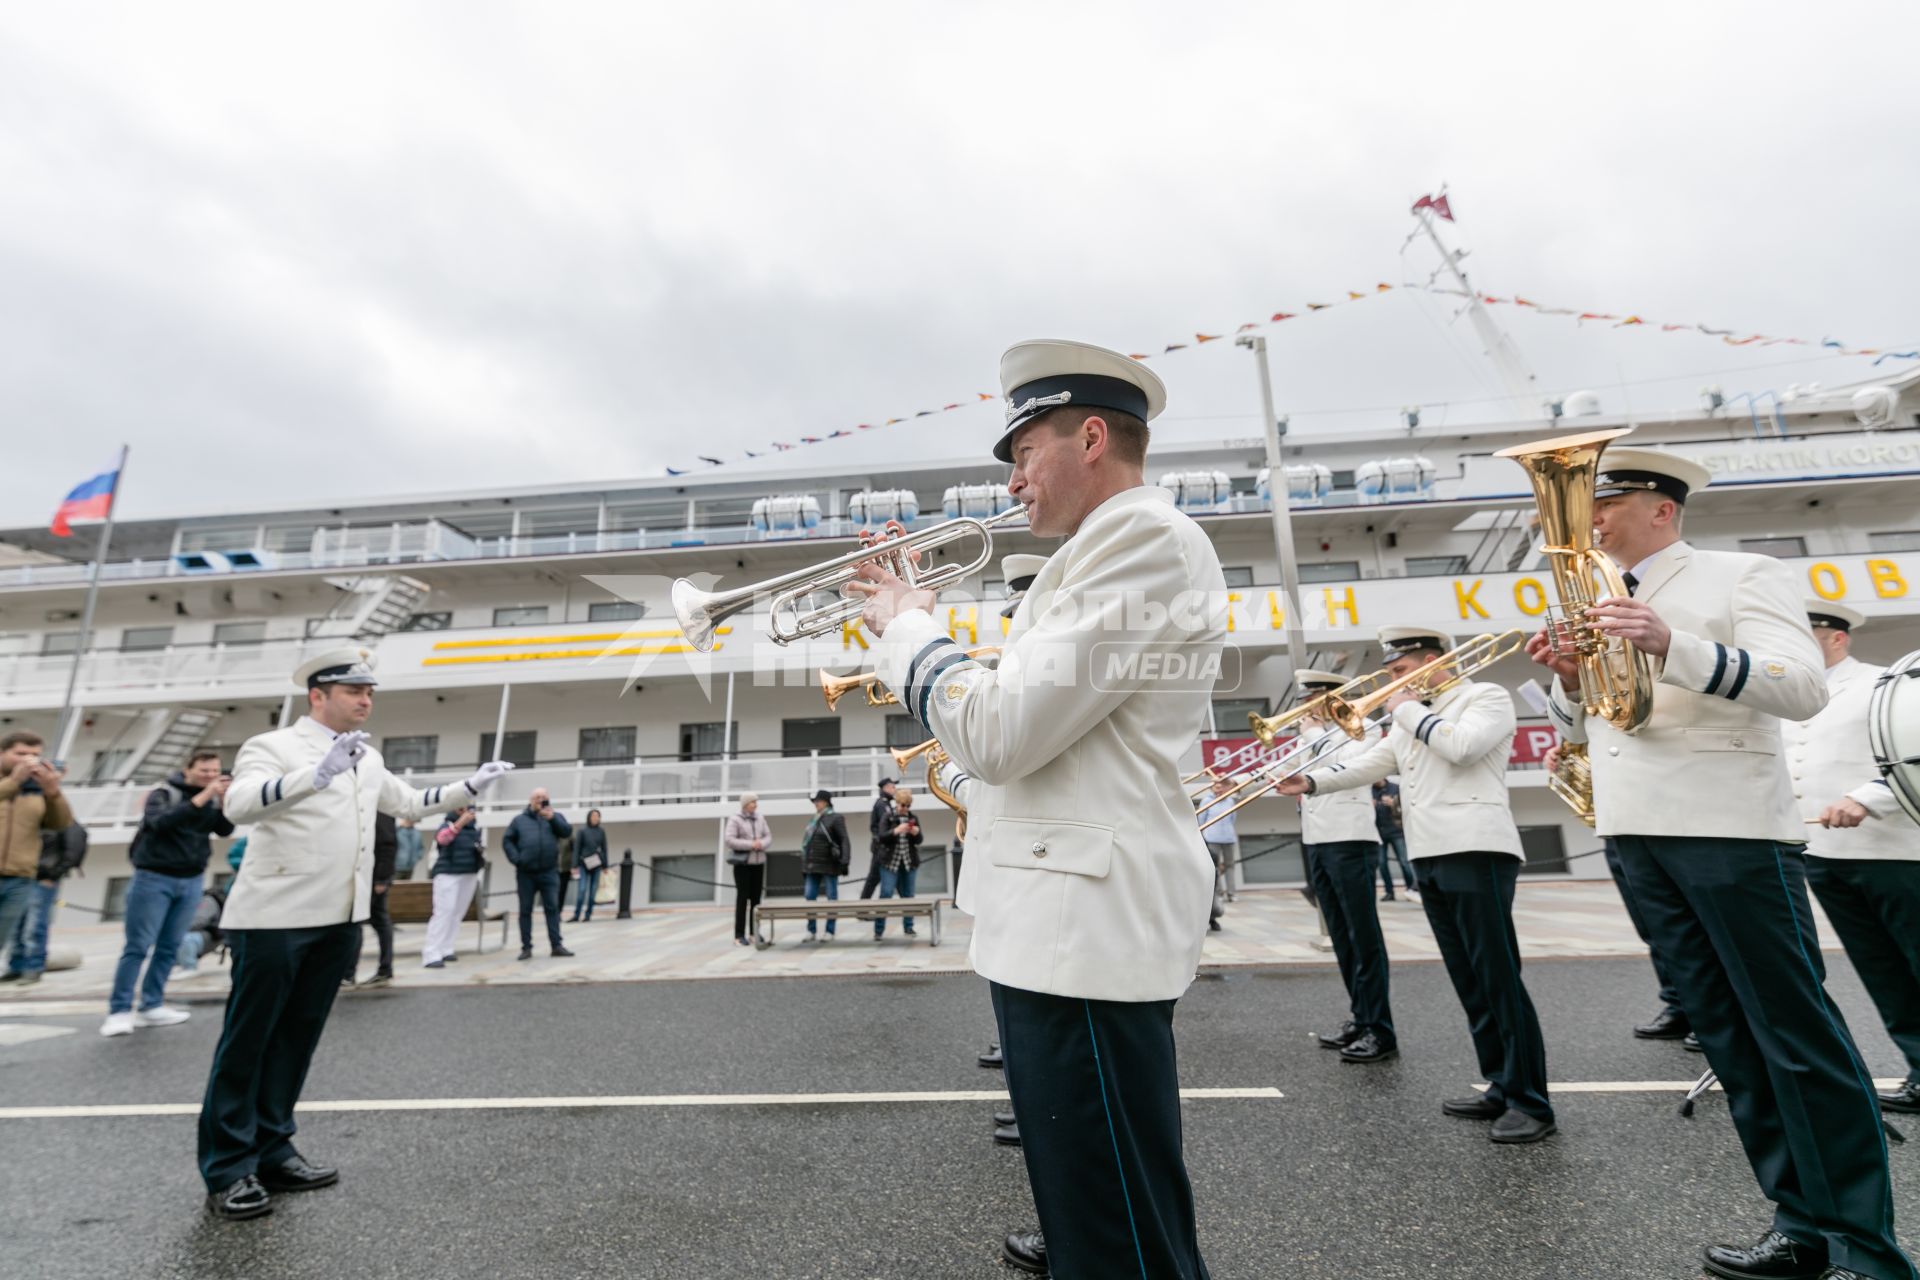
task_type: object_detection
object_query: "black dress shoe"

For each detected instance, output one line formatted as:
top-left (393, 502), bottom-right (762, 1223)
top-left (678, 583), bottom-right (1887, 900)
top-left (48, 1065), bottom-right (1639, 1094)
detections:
top-left (978, 1045), bottom-right (1004, 1069)
top-left (1633, 1009), bottom-right (1691, 1040)
top-left (1683, 1032), bottom-right (1705, 1053)
top-left (1701, 1229), bottom-right (1827, 1280)
top-left (1878, 1080), bottom-right (1920, 1114)
top-left (1316, 1020), bottom-right (1361, 1050)
top-left (1442, 1094), bottom-right (1503, 1120)
top-left (1339, 1032), bottom-right (1399, 1064)
top-left (1002, 1229), bottom-right (1048, 1274)
top-left (205, 1174), bottom-right (272, 1221)
top-left (1489, 1110), bottom-right (1556, 1144)
top-left (992, 1110), bottom-right (1017, 1127)
top-left (1208, 918), bottom-right (1222, 932)
top-left (517, 946), bottom-right (532, 961)
top-left (551, 945), bottom-right (576, 958)
top-left (257, 1154), bottom-right (340, 1193)
top-left (993, 1122), bottom-right (1021, 1146)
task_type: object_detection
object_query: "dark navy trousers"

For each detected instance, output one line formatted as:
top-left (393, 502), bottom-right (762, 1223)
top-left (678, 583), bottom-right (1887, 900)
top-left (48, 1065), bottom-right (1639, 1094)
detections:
top-left (197, 922), bottom-right (358, 1191)
top-left (1415, 852), bottom-right (1553, 1122)
top-left (1306, 839), bottom-right (1396, 1045)
top-left (1805, 855), bottom-right (1920, 1085)
top-left (1603, 836), bottom-right (1685, 1019)
top-left (1613, 835), bottom-right (1916, 1280)
top-left (990, 981), bottom-right (1209, 1280)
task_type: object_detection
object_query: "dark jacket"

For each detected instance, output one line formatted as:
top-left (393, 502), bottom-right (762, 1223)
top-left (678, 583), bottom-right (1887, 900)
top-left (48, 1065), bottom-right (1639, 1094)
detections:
top-left (868, 792), bottom-right (895, 856)
top-left (373, 813), bottom-right (397, 885)
top-left (432, 814), bottom-right (486, 877)
top-left (801, 807), bottom-right (851, 876)
top-left (877, 805), bottom-right (924, 871)
top-left (574, 824), bottom-right (609, 871)
top-left (131, 773), bottom-right (236, 878)
top-left (1373, 781), bottom-right (1403, 838)
top-left (503, 805), bottom-right (572, 874)
top-left (37, 824), bottom-right (88, 883)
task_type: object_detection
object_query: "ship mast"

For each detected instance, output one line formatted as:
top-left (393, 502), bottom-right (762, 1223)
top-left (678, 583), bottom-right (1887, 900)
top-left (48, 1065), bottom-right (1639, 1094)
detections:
top-left (1407, 189), bottom-right (1541, 419)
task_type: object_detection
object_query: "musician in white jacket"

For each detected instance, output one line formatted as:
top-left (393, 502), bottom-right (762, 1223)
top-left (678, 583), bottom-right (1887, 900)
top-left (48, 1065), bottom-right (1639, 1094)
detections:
top-left (1289, 668), bottom-right (1398, 1064)
top-left (1528, 447), bottom-right (1911, 1280)
top-left (850, 339), bottom-right (1223, 1280)
top-left (1279, 626), bottom-right (1554, 1145)
top-left (197, 646), bottom-right (512, 1222)
top-left (1788, 601), bottom-right (1920, 1118)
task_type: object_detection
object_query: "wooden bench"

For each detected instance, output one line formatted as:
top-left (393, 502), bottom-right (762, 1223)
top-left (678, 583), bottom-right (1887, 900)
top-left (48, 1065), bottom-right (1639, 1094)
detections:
top-left (386, 866), bottom-right (510, 954)
top-left (751, 896), bottom-right (943, 948)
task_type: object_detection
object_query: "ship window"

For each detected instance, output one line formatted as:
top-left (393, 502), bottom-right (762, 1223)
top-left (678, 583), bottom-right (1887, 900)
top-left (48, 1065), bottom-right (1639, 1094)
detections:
top-left (1869, 530), bottom-right (1920, 552)
top-left (213, 622), bottom-right (266, 646)
top-left (400, 612), bottom-right (453, 631)
top-left (1404, 555), bottom-right (1468, 577)
top-left (587, 601), bottom-right (645, 622)
top-left (1738, 536), bottom-right (1806, 559)
top-left (1222, 566), bottom-right (1255, 588)
top-left (383, 735), bottom-right (439, 772)
top-left (492, 606), bottom-right (549, 627)
top-left (1297, 561), bottom-right (1359, 583)
top-left (783, 717), bottom-right (842, 758)
top-left (886, 715), bottom-right (931, 749)
top-left (42, 632), bottom-right (80, 655)
top-left (121, 626), bottom-right (174, 652)
top-left (479, 731), bottom-right (538, 768)
top-left (579, 726), bottom-right (637, 764)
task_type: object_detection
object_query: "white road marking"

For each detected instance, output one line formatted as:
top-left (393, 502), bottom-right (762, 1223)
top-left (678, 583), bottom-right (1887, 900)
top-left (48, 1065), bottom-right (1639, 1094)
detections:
top-left (0, 1086), bottom-right (1286, 1120)
top-left (1498, 1078), bottom-right (1904, 1094)
top-left (0, 1024), bottom-right (75, 1046)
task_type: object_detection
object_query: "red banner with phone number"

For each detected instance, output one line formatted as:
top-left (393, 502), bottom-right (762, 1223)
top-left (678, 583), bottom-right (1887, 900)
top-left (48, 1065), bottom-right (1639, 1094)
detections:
top-left (1199, 723), bottom-right (1560, 775)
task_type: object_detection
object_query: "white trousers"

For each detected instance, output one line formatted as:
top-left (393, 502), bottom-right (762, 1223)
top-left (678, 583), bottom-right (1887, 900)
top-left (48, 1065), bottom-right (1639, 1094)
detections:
top-left (423, 873), bottom-right (479, 964)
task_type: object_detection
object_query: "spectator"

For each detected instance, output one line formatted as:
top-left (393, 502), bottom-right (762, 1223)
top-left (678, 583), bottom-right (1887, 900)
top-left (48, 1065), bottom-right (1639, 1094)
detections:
top-left (175, 885), bottom-right (227, 973)
top-left (4, 820), bottom-right (87, 985)
top-left (347, 813), bottom-right (397, 988)
top-left (570, 809), bottom-right (609, 923)
top-left (873, 787), bottom-right (923, 939)
top-left (799, 788), bottom-right (850, 942)
top-left (503, 787), bottom-right (575, 961)
top-left (1372, 780), bottom-right (1417, 903)
top-left (393, 818), bottom-right (424, 880)
top-left (1195, 775), bottom-right (1239, 933)
top-left (859, 778), bottom-right (898, 904)
top-left (0, 731), bottom-right (73, 982)
top-left (725, 792), bottom-right (772, 946)
top-left (423, 805), bottom-right (486, 968)
top-left (101, 750), bottom-right (233, 1037)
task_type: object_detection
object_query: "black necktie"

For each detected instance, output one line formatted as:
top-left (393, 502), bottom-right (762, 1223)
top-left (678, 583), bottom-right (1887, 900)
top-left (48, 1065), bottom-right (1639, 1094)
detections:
top-left (1622, 571), bottom-right (1639, 597)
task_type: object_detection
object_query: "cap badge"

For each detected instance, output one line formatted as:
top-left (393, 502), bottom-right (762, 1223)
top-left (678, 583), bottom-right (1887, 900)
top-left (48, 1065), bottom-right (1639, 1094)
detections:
top-left (1005, 389), bottom-right (1072, 425)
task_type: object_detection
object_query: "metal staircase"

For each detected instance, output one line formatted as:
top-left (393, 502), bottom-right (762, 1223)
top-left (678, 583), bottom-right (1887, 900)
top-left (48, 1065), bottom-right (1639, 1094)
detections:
top-left (128, 708), bottom-right (222, 784)
top-left (305, 575), bottom-right (431, 641)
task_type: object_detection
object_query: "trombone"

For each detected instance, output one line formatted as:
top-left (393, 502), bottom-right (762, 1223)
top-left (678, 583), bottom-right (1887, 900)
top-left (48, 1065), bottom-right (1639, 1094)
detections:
top-left (672, 507), bottom-right (1027, 652)
top-left (1179, 667), bottom-right (1387, 791)
top-left (1321, 630), bottom-right (1529, 738)
top-left (820, 647), bottom-right (1000, 712)
top-left (1198, 718), bottom-right (1361, 831)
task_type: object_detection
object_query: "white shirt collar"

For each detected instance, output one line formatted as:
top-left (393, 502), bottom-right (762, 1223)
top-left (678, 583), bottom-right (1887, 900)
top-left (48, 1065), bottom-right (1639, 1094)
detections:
top-left (1826, 655), bottom-right (1860, 684)
top-left (1627, 540), bottom-right (1687, 583)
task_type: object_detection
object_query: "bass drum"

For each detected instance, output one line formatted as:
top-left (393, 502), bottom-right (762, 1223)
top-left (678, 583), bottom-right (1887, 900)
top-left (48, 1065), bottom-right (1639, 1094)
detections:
top-left (1868, 648), bottom-right (1920, 824)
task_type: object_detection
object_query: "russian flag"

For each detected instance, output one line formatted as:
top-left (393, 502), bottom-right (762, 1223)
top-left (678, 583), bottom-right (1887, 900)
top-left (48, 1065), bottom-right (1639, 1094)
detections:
top-left (51, 451), bottom-right (125, 537)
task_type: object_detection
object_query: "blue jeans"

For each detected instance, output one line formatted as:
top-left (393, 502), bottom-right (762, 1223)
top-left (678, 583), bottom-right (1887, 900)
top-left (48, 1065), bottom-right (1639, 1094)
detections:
top-left (6, 880), bottom-right (58, 975)
top-left (0, 877), bottom-right (35, 974)
top-left (571, 867), bottom-right (601, 920)
top-left (1377, 833), bottom-right (1413, 894)
top-left (110, 870), bottom-right (204, 1014)
top-left (803, 871), bottom-right (838, 935)
top-left (875, 864), bottom-right (918, 936)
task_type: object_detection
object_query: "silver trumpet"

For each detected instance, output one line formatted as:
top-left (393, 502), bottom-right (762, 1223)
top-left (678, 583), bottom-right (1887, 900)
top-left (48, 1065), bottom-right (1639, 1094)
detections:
top-left (672, 506), bottom-right (1027, 653)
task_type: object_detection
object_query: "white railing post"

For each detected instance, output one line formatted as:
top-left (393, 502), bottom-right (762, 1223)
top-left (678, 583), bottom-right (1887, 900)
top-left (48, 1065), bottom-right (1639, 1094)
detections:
top-left (810, 749), bottom-right (820, 795)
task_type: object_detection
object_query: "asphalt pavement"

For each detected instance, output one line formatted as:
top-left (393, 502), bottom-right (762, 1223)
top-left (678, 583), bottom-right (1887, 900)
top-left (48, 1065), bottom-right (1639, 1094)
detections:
top-left (1, 954), bottom-right (1914, 1280)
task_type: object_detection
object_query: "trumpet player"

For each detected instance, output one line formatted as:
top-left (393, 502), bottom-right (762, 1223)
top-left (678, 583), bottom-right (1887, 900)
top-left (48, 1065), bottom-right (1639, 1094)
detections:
top-left (1527, 449), bottom-right (1912, 1280)
top-left (847, 338), bottom-right (1223, 1280)
top-left (1276, 626), bottom-right (1555, 1144)
top-left (1787, 602), bottom-right (1920, 1119)
top-left (1290, 668), bottom-right (1399, 1064)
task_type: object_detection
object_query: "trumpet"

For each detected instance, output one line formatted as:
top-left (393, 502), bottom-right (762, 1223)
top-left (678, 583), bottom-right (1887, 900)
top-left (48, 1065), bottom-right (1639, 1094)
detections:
top-left (820, 647), bottom-right (1000, 712)
top-left (672, 507), bottom-right (1026, 653)
top-left (890, 738), bottom-right (946, 772)
top-left (1322, 630), bottom-right (1528, 738)
top-left (921, 741), bottom-right (969, 841)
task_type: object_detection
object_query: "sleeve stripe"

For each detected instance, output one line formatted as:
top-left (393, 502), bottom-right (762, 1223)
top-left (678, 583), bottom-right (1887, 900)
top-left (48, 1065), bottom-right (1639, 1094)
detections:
top-left (1416, 714), bottom-right (1442, 743)
top-left (1705, 643), bottom-right (1729, 695)
top-left (1549, 699), bottom-right (1572, 725)
top-left (904, 637), bottom-right (955, 697)
top-left (260, 780), bottom-right (271, 806)
top-left (1725, 649), bottom-right (1752, 701)
top-left (273, 778), bottom-right (284, 803)
top-left (915, 653), bottom-right (975, 727)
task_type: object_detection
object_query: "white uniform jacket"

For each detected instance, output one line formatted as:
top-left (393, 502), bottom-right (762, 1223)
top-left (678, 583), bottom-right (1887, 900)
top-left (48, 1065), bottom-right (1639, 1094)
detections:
top-left (1298, 722), bottom-right (1386, 846)
top-left (876, 486), bottom-right (1227, 1002)
top-left (1783, 656), bottom-right (1920, 862)
top-left (1306, 680), bottom-right (1523, 861)
top-left (1547, 542), bottom-right (1827, 842)
top-left (222, 716), bottom-right (479, 930)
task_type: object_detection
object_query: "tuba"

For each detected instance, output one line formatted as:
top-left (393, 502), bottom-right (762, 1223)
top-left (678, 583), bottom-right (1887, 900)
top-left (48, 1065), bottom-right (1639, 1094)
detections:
top-left (1495, 428), bottom-right (1653, 734)
top-left (1547, 742), bottom-right (1596, 827)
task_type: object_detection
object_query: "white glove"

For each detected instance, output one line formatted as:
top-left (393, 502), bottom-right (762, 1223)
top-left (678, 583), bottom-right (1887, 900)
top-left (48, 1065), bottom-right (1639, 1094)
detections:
top-left (464, 760), bottom-right (515, 794)
top-left (313, 731), bottom-right (371, 791)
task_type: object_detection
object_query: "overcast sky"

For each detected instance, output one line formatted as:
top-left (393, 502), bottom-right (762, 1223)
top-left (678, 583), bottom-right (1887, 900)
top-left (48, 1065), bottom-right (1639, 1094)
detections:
top-left (2, 1), bottom-right (1915, 527)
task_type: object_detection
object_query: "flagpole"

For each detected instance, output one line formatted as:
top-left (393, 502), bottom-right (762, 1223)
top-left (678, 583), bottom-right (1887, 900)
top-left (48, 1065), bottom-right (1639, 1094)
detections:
top-left (52, 445), bottom-right (129, 765)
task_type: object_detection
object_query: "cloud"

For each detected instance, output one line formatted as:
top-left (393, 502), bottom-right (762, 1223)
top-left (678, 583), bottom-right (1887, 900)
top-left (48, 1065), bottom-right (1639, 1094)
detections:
top-left (1, 0), bottom-right (1916, 526)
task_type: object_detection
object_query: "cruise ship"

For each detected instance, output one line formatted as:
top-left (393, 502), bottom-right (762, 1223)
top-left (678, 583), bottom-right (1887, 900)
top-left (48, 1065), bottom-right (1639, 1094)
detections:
top-left (5, 330), bottom-right (1919, 923)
